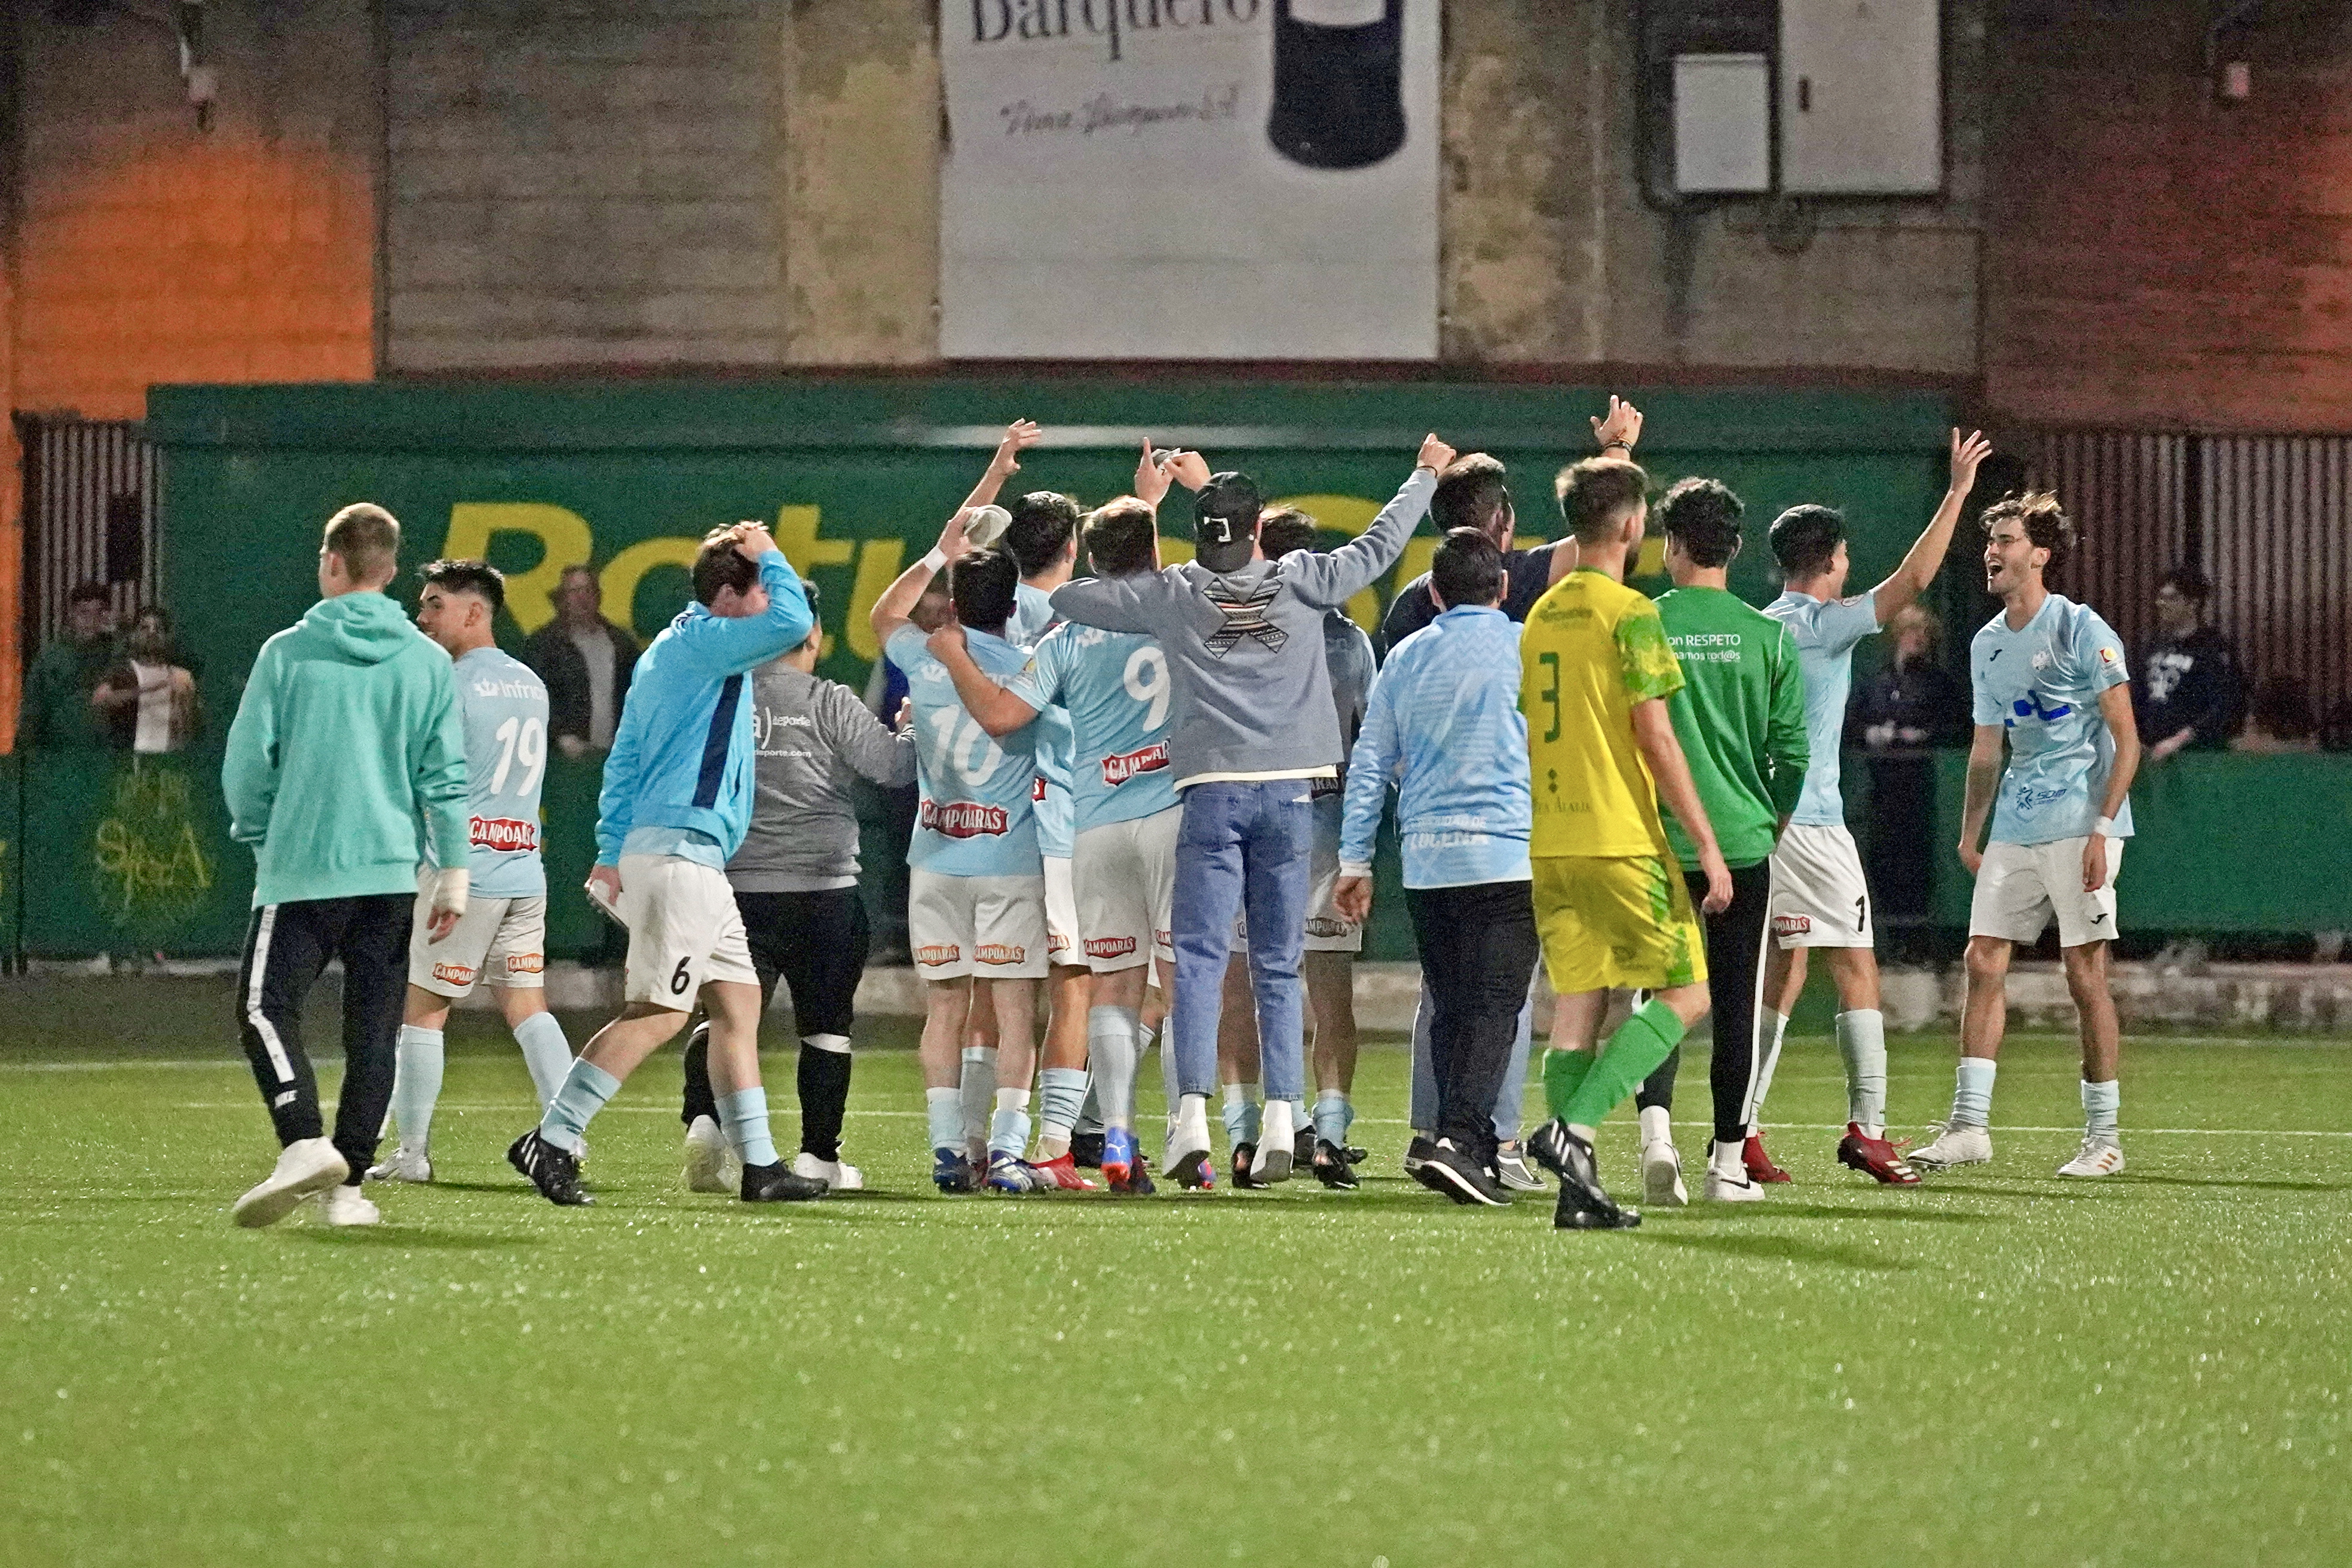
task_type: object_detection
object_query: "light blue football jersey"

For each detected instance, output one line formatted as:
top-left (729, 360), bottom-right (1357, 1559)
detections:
top-left (1970, 593), bottom-right (2135, 846)
top-left (1764, 589), bottom-right (1882, 828)
top-left (427, 645), bottom-right (550, 898)
top-left (888, 624), bottom-right (1042, 878)
top-left (1010, 621), bottom-right (1180, 834)
top-left (1010, 582), bottom-right (1074, 859)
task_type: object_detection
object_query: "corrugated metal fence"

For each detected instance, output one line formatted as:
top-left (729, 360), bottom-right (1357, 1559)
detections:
top-left (15, 416), bottom-right (161, 651)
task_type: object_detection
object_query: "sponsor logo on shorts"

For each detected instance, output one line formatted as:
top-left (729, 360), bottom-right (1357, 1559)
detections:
top-left (1100, 740), bottom-right (1170, 787)
top-left (921, 801), bottom-right (1011, 839)
top-left (915, 943), bottom-right (962, 967)
top-left (1085, 935), bottom-right (1138, 959)
top-left (975, 942), bottom-right (1028, 966)
top-left (506, 953), bottom-right (544, 975)
top-left (1772, 915), bottom-right (1812, 937)
top-left (470, 816), bottom-right (538, 853)
top-left (1153, 928), bottom-right (1172, 950)
top-left (1305, 917), bottom-right (1353, 939)
top-left (431, 961), bottom-right (477, 986)
top-left (1048, 930), bottom-right (1072, 956)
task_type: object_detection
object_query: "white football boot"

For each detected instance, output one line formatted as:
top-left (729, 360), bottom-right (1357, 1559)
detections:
top-left (1909, 1122), bottom-right (1993, 1171)
top-left (1640, 1138), bottom-right (1689, 1208)
top-left (791, 1152), bottom-right (862, 1192)
top-left (318, 1185), bottom-right (381, 1227)
top-left (365, 1144), bottom-right (433, 1184)
top-left (682, 1114), bottom-right (742, 1194)
top-left (232, 1138), bottom-right (350, 1229)
top-left (2055, 1137), bottom-right (2126, 1178)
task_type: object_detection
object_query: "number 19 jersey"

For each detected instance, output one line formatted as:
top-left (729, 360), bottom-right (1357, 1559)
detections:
top-left (433, 645), bottom-right (550, 898)
top-left (1011, 621), bottom-right (1178, 834)
top-left (888, 624), bottom-right (1042, 877)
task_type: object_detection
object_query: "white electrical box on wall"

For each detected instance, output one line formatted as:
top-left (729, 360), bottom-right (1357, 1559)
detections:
top-left (1780, 0), bottom-right (1942, 195)
top-left (1673, 53), bottom-right (1772, 194)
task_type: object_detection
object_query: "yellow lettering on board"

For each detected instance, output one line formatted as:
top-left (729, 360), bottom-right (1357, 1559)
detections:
top-left (442, 504), bottom-right (593, 634)
top-left (846, 539), bottom-right (905, 662)
top-left (774, 505), bottom-right (854, 576)
top-left (1272, 494), bottom-right (1383, 632)
top-left (599, 537), bottom-right (700, 642)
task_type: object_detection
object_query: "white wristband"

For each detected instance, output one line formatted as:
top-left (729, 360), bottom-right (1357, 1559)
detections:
top-left (2093, 816), bottom-right (2117, 839)
top-left (431, 866), bottom-right (470, 918)
top-left (1338, 862), bottom-right (1373, 881)
top-left (921, 547), bottom-right (947, 574)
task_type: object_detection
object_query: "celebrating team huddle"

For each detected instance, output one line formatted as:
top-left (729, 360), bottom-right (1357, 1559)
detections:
top-left (219, 396), bottom-right (2143, 1232)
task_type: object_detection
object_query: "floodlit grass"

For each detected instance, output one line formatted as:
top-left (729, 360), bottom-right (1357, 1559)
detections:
top-left (2, 980), bottom-right (2346, 1567)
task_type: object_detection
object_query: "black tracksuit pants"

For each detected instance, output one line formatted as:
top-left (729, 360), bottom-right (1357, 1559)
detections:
top-left (1404, 878), bottom-right (1541, 1163)
top-left (236, 894), bottom-right (412, 1180)
top-left (1635, 859), bottom-right (1772, 1145)
top-left (681, 887), bottom-right (871, 1160)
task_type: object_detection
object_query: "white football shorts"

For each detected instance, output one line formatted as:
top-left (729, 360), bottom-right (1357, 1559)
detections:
top-left (618, 853), bottom-right (758, 1007)
top-left (1073, 805), bottom-right (1179, 973)
top-left (406, 868), bottom-right (546, 998)
top-left (1043, 855), bottom-right (1082, 969)
top-left (1767, 822), bottom-right (1875, 950)
top-left (1969, 835), bottom-right (2124, 950)
top-left (1230, 805), bottom-right (1362, 956)
top-left (908, 868), bottom-right (1049, 981)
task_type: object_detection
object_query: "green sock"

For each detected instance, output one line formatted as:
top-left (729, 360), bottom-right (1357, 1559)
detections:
top-left (1561, 1000), bottom-right (1689, 1132)
top-left (1542, 1048), bottom-right (1595, 1122)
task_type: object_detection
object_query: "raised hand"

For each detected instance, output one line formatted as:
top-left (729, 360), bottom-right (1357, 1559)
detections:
top-left (1135, 439), bottom-right (1174, 507)
top-left (1164, 449), bottom-right (1212, 491)
top-left (990, 419), bottom-right (1043, 480)
top-left (936, 506), bottom-right (974, 565)
top-left (1591, 396), bottom-right (1643, 452)
top-left (1950, 428), bottom-right (1993, 495)
top-left (1417, 432), bottom-right (1457, 473)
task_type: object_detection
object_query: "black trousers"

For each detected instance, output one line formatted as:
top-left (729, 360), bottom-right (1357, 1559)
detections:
top-left (1635, 859), bottom-right (1772, 1144)
top-left (682, 887), bottom-right (871, 1160)
top-left (1405, 879), bottom-right (1541, 1162)
top-left (235, 894), bottom-right (411, 1178)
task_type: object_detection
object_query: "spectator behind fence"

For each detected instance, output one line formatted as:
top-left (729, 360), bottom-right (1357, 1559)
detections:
top-left (21, 583), bottom-right (118, 750)
top-left (1849, 604), bottom-right (1965, 955)
top-left (522, 564), bottom-right (639, 758)
top-left (93, 607), bottom-right (202, 753)
top-left (1850, 605), bottom-right (1968, 751)
top-left (2136, 567), bottom-right (2244, 762)
top-left (2231, 674), bottom-right (2321, 755)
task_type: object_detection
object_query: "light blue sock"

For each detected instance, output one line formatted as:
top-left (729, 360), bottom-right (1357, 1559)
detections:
top-left (989, 1088), bottom-right (1031, 1159)
top-left (2081, 1079), bottom-right (2120, 1140)
top-left (926, 1087), bottom-right (964, 1153)
top-left (1036, 1066), bottom-right (1091, 1157)
top-left (1221, 1082), bottom-right (1261, 1148)
top-left (959, 1046), bottom-right (997, 1147)
top-left (538, 1058), bottom-right (621, 1153)
top-left (390, 1025), bottom-right (444, 1149)
top-left (1087, 1005), bottom-right (1141, 1131)
top-left (1950, 1058), bottom-right (1998, 1130)
top-left (511, 1010), bottom-right (571, 1110)
top-left (1313, 1089), bottom-right (1351, 1148)
top-left (718, 1087), bottom-right (779, 1168)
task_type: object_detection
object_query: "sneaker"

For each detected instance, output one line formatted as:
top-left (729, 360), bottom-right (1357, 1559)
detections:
top-left (1641, 1140), bottom-right (1689, 1208)
top-left (1743, 1132), bottom-right (1793, 1184)
top-left (1312, 1138), bottom-right (1359, 1190)
top-left (933, 1146), bottom-right (976, 1195)
top-left (1412, 1138), bottom-right (1512, 1208)
top-left (1165, 1111), bottom-right (1215, 1190)
top-left (1402, 1134), bottom-right (1438, 1176)
top-left (1230, 1142), bottom-right (1266, 1190)
top-left (1547, 1126), bottom-right (1639, 1231)
top-left (1253, 1102), bottom-right (1296, 1184)
top-left (318, 1184), bottom-right (381, 1226)
top-left (792, 1152), bottom-right (864, 1192)
top-left (1030, 1152), bottom-right (1100, 1192)
top-left (507, 1130), bottom-right (593, 1206)
top-left (1493, 1145), bottom-right (1545, 1193)
top-left (682, 1115), bottom-right (741, 1194)
top-left (1070, 1131), bottom-right (1107, 1169)
top-left (985, 1151), bottom-right (1049, 1193)
top-left (364, 1144), bottom-right (432, 1184)
top-left (1909, 1122), bottom-right (1993, 1172)
top-left (1343, 1145), bottom-right (1368, 1165)
top-left (1703, 1163), bottom-right (1764, 1203)
top-left (1101, 1129), bottom-right (1155, 1195)
top-left (742, 1160), bottom-right (828, 1202)
top-left (1836, 1123), bottom-right (1921, 1186)
top-left (232, 1137), bottom-right (350, 1229)
top-left (2056, 1137), bottom-right (2125, 1178)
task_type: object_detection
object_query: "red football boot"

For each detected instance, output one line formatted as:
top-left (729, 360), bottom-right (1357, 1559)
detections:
top-left (1030, 1152), bottom-right (1100, 1192)
top-left (1836, 1123), bottom-right (1921, 1186)
top-left (1743, 1132), bottom-right (1793, 1184)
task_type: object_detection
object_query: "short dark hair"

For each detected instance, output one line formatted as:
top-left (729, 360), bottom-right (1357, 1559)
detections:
top-left (69, 582), bottom-right (111, 609)
top-left (1431, 454), bottom-right (1511, 540)
top-left (1980, 491), bottom-right (2076, 564)
top-left (1659, 478), bottom-right (1745, 569)
top-left (1256, 506), bottom-right (1318, 561)
top-left (1554, 457), bottom-right (1649, 546)
top-left (420, 558), bottom-right (507, 614)
top-left (693, 526), bottom-right (760, 606)
top-left (323, 503), bottom-right (401, 584)
top-left (1431, 527), bottom-right (1504, 608)
top-left (949, 547), bottom-right (1019, 633)
top-left (2159, 565), bottom-right (2210, 604)
top-left (1769, 504), bottom-right (1847, 580)
top-left (1084, 498), bottom-right (1159, 577)
top-left (1004, 492), bottom-right (1082, 577)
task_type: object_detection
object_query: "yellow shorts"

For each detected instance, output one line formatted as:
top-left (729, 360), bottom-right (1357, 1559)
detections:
top-left (1533, 855), bottom-right (1707, 995)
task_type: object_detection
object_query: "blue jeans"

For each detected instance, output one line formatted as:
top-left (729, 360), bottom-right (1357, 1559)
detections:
top-left (1409, 963), bottom-right (1536, 1141)
top-left (1170, 781), bottom-right (1315, 1103)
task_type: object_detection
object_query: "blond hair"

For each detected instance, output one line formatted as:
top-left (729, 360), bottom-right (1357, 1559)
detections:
top-left (323, 503), bottom-right (401, 586)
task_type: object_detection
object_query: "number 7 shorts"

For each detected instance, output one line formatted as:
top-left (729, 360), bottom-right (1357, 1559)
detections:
top-left (1766, 822), bottom-right (1875, 949)
top-left (618, 853), bottom-right (760, 1006)
top-left (908, 868), bottom-right (1051, 981)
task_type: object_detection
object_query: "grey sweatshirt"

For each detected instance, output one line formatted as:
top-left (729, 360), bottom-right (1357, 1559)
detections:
top-left (727, 661), bottom-right (916, 892)
top-left (1051, 467), bottom-right (1436, 787)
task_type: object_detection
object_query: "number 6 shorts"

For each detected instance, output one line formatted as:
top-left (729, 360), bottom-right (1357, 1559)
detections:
top-left (908, 868), bottom-right (1051, 981)
top-left (618, 853), bottom-right (760, 1007)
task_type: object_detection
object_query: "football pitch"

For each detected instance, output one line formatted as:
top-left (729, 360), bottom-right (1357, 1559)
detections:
top-left (2, 981), bottom-right (2346, 1567)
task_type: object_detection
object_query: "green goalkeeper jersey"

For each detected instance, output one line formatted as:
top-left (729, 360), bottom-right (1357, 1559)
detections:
top-left (1653, 585), bottom-right (1810, 872)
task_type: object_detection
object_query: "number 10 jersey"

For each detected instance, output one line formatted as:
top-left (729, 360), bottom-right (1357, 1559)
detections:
top-left (435, 645), bottom-right (550, 898)
top-left (889, 623), bottom-right (1042, 879)
top-left (1012, 622), bottom-right (1180, 835)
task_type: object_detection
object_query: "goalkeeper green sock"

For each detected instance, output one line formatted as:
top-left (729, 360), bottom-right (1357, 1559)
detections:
top-left (1542, 1048), bottom-right (1595, 1122)
top-left (1561, 1000), bottom-right (1689, 1134)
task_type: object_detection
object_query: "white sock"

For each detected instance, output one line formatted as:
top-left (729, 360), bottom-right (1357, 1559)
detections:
top-left (511, 1010), bottom-right (572, 1110)
top-left (390, 1025), bottom-right (445, 1150)
top-left (1710, 1138), bottom-right (1747, 1175)
top-left (1835, 1009), bottom-right (1888, 1137)
top-left (1638, 1104), bottom-right (1673, 1146)
top-left (2081, 1079), bottom-right (2119, 1141)
top-left (1748, 1010), bottom-right (1790, 1135)
top-left (1087, 1006), bottom-right (1140, 1131)
top-left (958, 1045), bottom-right (997, 1148)
top-left (1950, 1058), bottom-right (1997, 1130)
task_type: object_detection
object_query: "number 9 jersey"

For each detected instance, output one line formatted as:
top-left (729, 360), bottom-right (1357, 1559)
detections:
top-left (1010, 622), bottom-right (1180, 834)
top-left (433, 646), bottom-right (551, 898)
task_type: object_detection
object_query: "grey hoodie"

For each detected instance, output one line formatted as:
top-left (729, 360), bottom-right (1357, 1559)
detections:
top-left (1050, 467), bottom-right (1435, 787)
top-left (726, 662), bottom-right (916, 892)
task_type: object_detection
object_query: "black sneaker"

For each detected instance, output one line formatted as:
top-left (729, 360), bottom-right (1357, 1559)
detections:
top-left (1412, 1137), bottom-right (1512, 1207)
top-left (1293, 1123), bottom-right (1316, 1168)
top-left (1402, 1134), bottom-right (1437, 1175)
top-left (1312, 1138), bottom-right (1359, 1190)
top-left (741, 1161), bottom-right (828, 1203)
top-left (1547, 1126), bottom-right (1639, 1230)
top-left (508, 1130), bottom-right (593, 1206)
top-left (1231, 1142), bottom-right (1266, 1189)
top-left (1343, 1144), bottom-right (1368, 1165)
top-left (1070, 1131), bottom-right (1106, 1169)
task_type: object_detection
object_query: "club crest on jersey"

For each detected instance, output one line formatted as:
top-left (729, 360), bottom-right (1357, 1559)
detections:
top-left (1101, 740), bottom-right (1170, 787)
top-left (921, 801), bottom-right (1010, 838)
top-left (1085, 935), bottom-right (1138, 960)
top-left (506, 953), bottom-right (544, 975)
top-left (915, 944), bottom-right (962, 967)
top-left (470, 816), bottom-right (538, 853)
top-left (432, 961), bottom-right (477, 987)
top-left (976, 942), bottom-right (1027, 965)
top-left (1772, 914), bottom-right (1812, 938)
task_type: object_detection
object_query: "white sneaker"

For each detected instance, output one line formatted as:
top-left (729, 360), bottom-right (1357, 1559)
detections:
top-left (791, 1152), bottom-right (862, 1192)
top-left (1910, 1122), bottom-right (1993, 1171)
top-left (318, 1184), bottom-right (381, 1227)
top-left (2056, 1137), bottom-right (2125, 1178)
top-left (1493, 1145), bottom-right (1545, 1192)
top-left (1252, 1100), bottom-right (1296, 1184)
top-left (682, 1115), bottom-right (742, 1194)
top-left (364, 1144), bottom-right (433, 1184)
top-left (1641, 1139), bottom-right (1688, 1208)
top-left (232, 1137), bottom-right (350, 1229)
top-left (1704, 1163), bottom-right (1765, 1202)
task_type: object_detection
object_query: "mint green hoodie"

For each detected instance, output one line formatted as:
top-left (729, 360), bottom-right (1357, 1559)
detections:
top-left (222, 592), bottom-right (469, 908)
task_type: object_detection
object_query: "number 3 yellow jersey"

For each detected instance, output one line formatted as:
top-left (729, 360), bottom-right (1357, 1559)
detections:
top-left (1519, 567), bottom-right (1685, 859)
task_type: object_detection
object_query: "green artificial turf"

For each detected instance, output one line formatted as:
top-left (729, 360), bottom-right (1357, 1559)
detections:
top-left (1, 979), bottom-right (2347, 1567)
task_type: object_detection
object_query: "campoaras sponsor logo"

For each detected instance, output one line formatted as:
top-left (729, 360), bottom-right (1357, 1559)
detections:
top-left (915, 944), bottom-right (963, 967)
top-left (921, 801), bottom-right (1011, 839)
top-left (975, 943), bottom-right (1028, 966)
top-left (431, 961), bottom-right (477, 987)
top-left (1085, 935), bottom-right (1138, 960)
top-left (505, 953), bottom-right (544, 975)
top-left (1048, 930), bottom-right (1072, 955)
top-left (1772, 914), bottom-right (1812, 937)
top-left (1100, 740), bottom-right (1170, 788)
top-left (470, 816), bottom-right (538, 853)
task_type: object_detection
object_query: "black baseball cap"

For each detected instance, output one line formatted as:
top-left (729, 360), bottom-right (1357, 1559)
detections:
top-left (1193, 471), bottom-right (1263, 550)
